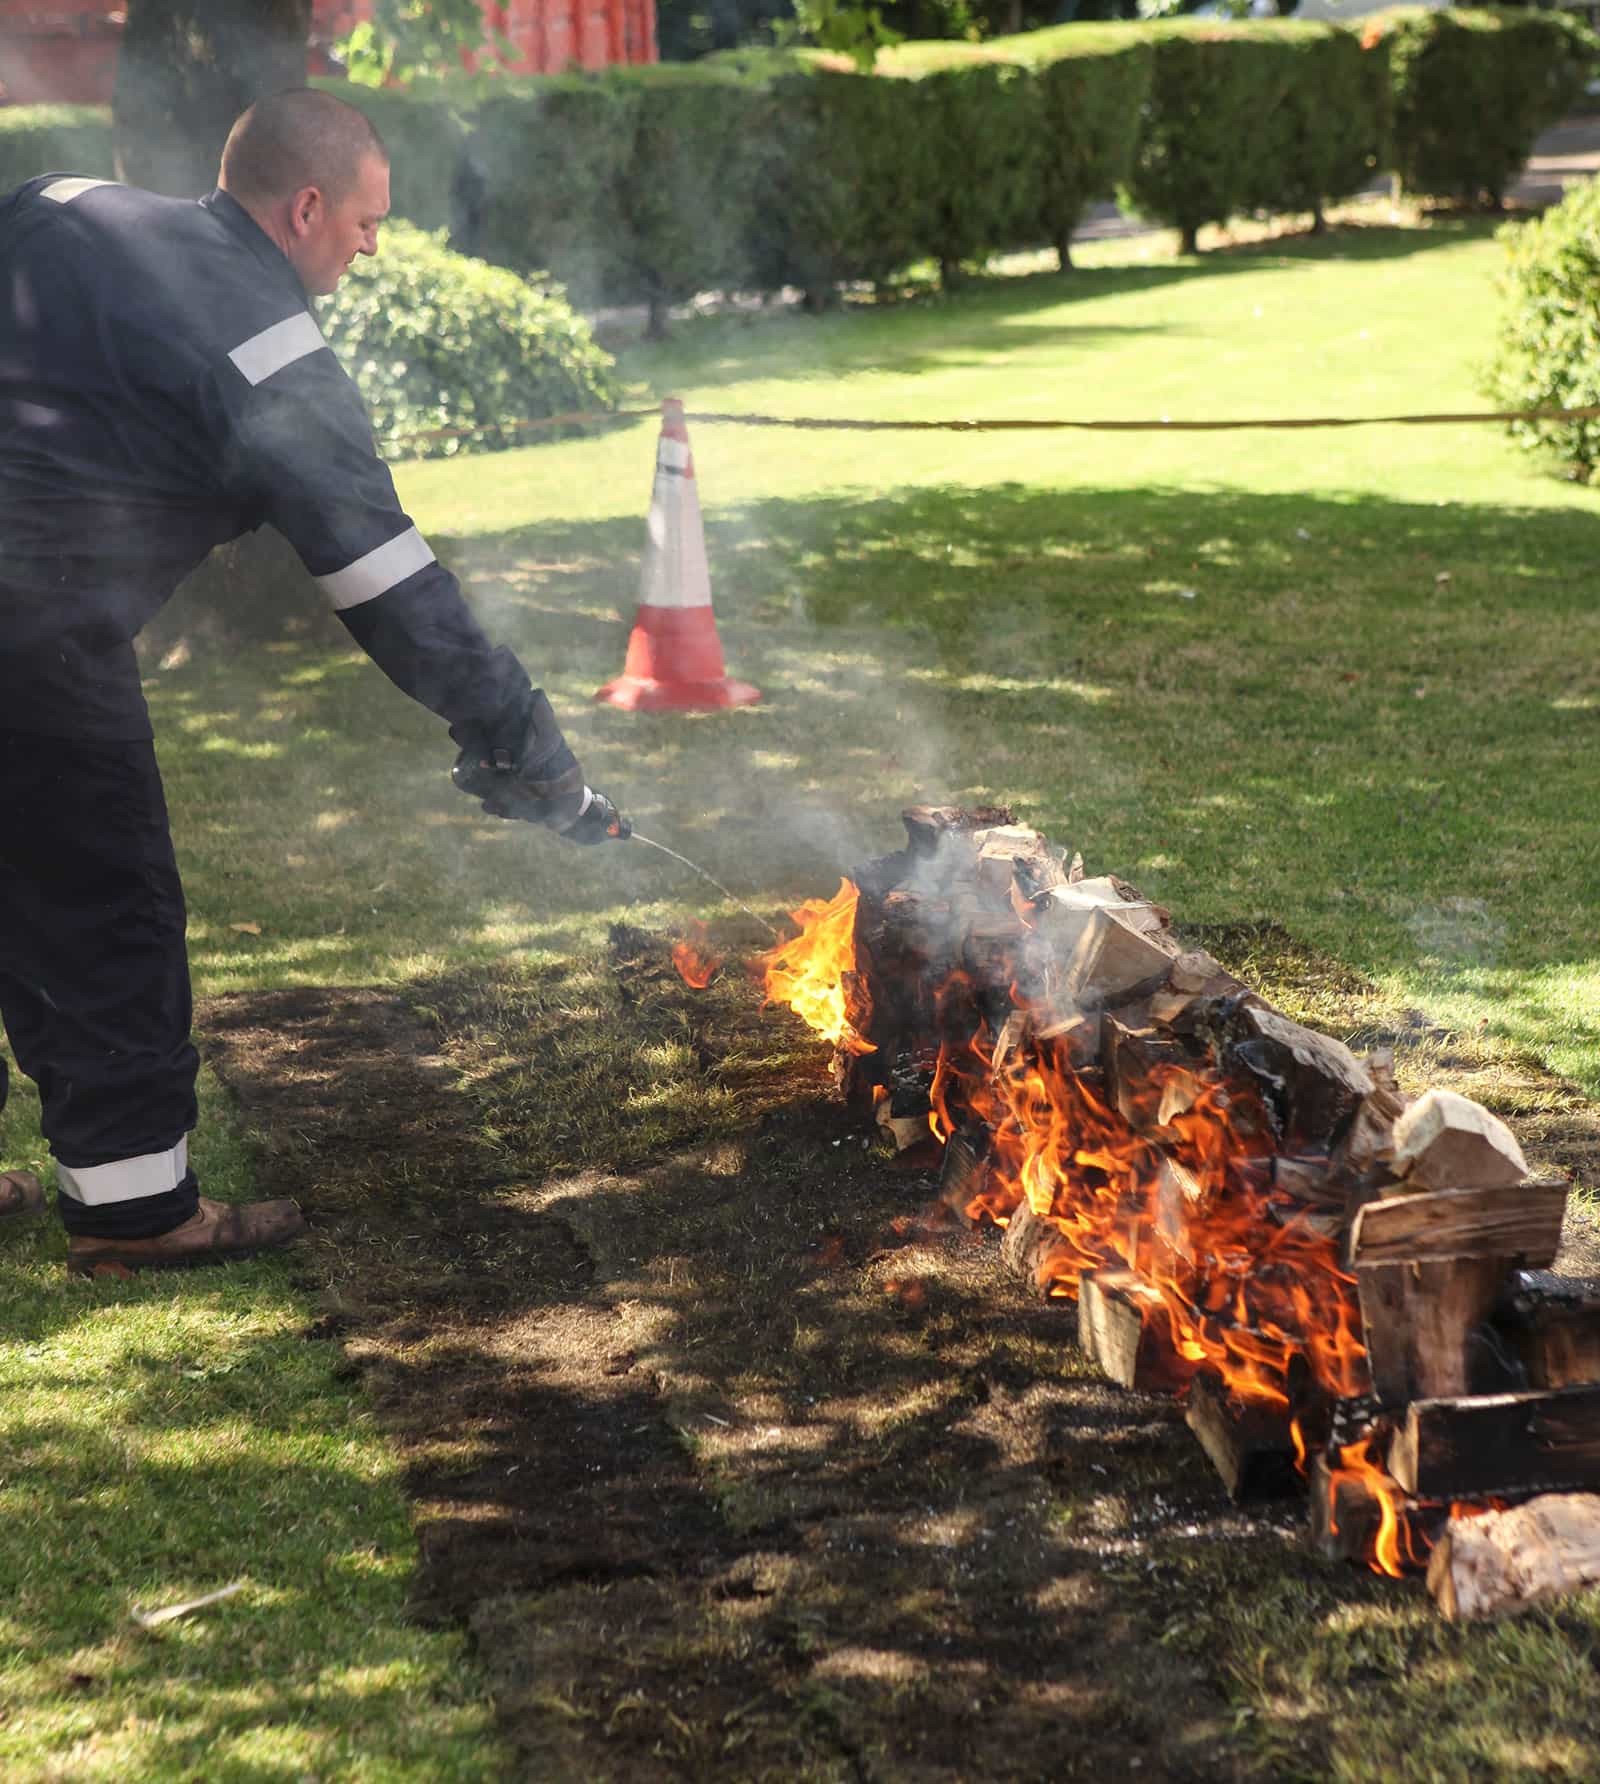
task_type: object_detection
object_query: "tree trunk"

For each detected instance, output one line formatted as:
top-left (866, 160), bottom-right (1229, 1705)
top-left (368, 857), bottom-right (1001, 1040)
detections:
top-left (114, 0), bottom-right (314, 198)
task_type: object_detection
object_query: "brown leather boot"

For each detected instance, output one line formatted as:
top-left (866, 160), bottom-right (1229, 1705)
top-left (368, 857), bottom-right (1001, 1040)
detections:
top-left (0, 1170), bottom-right (45, 1219)
top-left (67, 1196), bottom-right (306, 1279)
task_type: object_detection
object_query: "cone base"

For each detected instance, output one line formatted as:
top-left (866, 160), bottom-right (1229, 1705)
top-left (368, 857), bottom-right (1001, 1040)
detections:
top-left (594, 674), bottom-right (762, 712)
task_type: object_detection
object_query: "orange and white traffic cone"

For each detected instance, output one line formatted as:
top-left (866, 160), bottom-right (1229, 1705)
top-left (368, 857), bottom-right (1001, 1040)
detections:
top-left (595, 397), bottom-right (761, 712)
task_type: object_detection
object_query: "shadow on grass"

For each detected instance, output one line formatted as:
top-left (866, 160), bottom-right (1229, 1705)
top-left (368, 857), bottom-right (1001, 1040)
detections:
top-left (138, 479), bottom-right (1600, 1087)
top-left (616, 219), bottom-right (1502, 394)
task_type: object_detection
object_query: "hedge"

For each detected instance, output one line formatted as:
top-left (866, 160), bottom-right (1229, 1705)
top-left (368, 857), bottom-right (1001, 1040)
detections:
top-left (0, 104), bottom-right (113, 193)
top-left (1371, 8), bottom-right (1598, 206)
top-left (309, 77), bottom-right (469, 230)
top-left (0, 8), bottom-right (1590, 328)
top-left (1486, 176), bottom-right (1600, 480)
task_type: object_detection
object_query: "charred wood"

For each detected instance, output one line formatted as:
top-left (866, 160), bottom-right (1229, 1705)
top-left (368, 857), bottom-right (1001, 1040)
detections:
top-left (1390, 1385), bottom-right (1600, 1499)
top-left (1186, 1372), bottom-right (1300, 1502)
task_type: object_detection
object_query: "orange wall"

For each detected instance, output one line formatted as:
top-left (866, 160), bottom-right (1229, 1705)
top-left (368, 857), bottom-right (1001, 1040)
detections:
top-left (0, 0), bottom-right (656, 106)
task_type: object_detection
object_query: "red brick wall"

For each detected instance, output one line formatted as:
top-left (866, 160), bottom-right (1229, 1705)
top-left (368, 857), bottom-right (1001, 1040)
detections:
top-left (0, 0), bottom-right (657, 106)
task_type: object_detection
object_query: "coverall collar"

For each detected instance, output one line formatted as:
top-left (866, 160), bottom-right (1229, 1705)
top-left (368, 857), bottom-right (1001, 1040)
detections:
top-left (200, 188), bottom-right (311, 305)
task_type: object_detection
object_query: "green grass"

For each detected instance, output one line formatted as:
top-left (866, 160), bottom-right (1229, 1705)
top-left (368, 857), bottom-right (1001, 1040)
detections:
top-left (0, 1074), bottom-right (501, 1781)
top-left (6, 205), bottom-right (1600, 1776)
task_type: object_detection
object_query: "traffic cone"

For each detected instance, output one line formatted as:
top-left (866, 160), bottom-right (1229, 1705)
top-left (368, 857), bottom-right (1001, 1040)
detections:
top-left (595, 398), bottom-right (761, 711)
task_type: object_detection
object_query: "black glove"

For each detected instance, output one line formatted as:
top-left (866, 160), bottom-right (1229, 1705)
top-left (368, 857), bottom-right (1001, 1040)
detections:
top-left (451, 691), bottom-right (630, 845)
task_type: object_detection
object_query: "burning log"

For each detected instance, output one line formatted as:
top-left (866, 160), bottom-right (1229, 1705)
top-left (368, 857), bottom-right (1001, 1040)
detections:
top-left (1389, 1385), bottom-right (1600, 1499)
top-left (1001, 1200), bottom-right (1076, 1298)
top-left (1079, 1267), bottom-right (1200, 1393)
top-left (1308, 1450), bottom-right (1420, 1572)
top-left (757, 804), bottom-right (1600, 1602)
top-left (1427, 1493), bottom-right (1600, 1621)
top-left (1185, 1372), bottom-right (1300, 1501)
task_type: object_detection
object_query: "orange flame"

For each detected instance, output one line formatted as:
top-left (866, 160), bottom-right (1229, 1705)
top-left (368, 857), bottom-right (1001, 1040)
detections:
top-left (1327, 1438), bottom-right (1419, 1578)
top-left (760, 871), bottom-right (1427, 1572)
top-left (761, 879), bottom-right (875, 1055)
top-left (671, 921), bottom-right (721, 989)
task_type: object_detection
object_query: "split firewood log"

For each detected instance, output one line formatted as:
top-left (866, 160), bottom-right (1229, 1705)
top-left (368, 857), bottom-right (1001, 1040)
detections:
top-left (1428, 1493), bottom-right (1600, 1621)
top-left (1224, 1006), bottom-right (1374, 1151)
top-left (1000, 1200), bottom-right (1076, 1297)
top-left (1391, 1088), bottom-right (1529, 1193)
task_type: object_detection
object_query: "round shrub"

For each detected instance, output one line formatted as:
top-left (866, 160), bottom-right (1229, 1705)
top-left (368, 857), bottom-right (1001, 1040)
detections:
top-left (1486, 177), bottom-right (1600, 481)
top-left (319, 219), bottom-right (617, 460)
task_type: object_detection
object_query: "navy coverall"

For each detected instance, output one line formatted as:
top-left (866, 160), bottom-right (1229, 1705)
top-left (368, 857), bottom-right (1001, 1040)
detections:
top-left (0, 174), bottom-right (537, 1237)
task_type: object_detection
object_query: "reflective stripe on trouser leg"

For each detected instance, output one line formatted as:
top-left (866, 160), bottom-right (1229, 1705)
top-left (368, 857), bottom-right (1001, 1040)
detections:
top-left (57, 1138), bottom-right (189, 1207)
top-left (0, 730), bottom-right (201, 1240)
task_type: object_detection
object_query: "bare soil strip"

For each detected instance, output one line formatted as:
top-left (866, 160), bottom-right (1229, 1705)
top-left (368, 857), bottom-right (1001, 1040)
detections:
top-left (197, 933), bottom-right (1600, 1781)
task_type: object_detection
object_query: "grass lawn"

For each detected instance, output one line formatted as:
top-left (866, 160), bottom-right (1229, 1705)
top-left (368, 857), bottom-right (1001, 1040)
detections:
top-left (4, 205), bottom-right (1600, 1778)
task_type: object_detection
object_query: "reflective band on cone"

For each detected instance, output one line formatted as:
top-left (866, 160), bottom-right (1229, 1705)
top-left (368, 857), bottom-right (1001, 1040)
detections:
top-left (595, 397), bottom-right (760, 712)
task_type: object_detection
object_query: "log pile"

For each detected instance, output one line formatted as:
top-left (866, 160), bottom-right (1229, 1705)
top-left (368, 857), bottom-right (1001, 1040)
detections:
top-left (806, 806), bottom-right (1600, 1618)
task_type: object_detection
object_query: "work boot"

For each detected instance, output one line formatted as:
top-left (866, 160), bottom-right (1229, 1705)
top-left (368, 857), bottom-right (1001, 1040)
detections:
top-left (0, 1169), bottom-right (45, 1219)
top-left (67, 1196), bottom-right (306, 1279)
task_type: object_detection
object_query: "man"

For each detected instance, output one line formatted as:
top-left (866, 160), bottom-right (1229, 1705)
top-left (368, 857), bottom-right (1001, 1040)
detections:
top-left (0, 89), bottom-right (624, 1277)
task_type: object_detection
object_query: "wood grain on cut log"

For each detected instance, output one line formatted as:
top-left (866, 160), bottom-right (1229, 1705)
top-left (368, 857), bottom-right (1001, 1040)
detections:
top-left (1428, 1493), bottom-right (1600, 1621)
top-left (939, 1128), bottom-right (996, 1218)
top-left (1347, 1180), bottom-right (1567, 1269)
top-left (1390, 1385), bottom-right (1600, 1498)
top-left (1078, 1268), bottom-right (1199, 1393)
top-left (1060, 905), bottom-right (1178, 1005)
top-left (1357, 1257), bottom-right (1505, 1404)
top-left (1392, 1088), bottom-right (1529, 1192)
top-left (1000, 1200), bottom-right (1076, 1298)
top-left (1102, 1017), bottom-right (1203, 1137)
top-left (1185, 1372), bottom-right (1300, 1501)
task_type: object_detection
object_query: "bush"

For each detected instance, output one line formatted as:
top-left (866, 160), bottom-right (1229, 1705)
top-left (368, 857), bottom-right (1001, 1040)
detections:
top-left (743, 54), bottom-right (937, 301)
top-left (1486, 176), bottom-right (1600, 480)
top-left (1122, 25), bottom-right (1317, 254)
top-left (1250, 28), bottom-right (1389, 227)
top-left (458, 77), bottom-right (640, 307)
top-left (1007, 28), bottom-right (1152, 269)
top-left (873, 44), bottom-right (1042, 286)
top-left (319, 219), bottom-right (616, 459)
top-left (615, 64), bottom-right (768, 329)
top-left (1373, 8), bottom-right (1598, 206)
top-left (0, 104), bottom-right (114, 192)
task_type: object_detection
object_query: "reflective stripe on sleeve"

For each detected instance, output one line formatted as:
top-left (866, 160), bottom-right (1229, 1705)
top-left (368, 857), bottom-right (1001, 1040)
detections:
top-left (315, 526), bottom-right (437, 611)
top-left (56, 1138), bottom-right (189, 1207)
top-left (43, 177), bottom-right (115, 205)
top-left (228, 312), bottom-right (328, 386)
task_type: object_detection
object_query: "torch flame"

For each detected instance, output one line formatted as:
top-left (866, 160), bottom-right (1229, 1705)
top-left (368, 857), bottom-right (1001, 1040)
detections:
top-left (671, 921), bottom-right (721, 989)
top-left (762, 879), bottom-right (875, 1054)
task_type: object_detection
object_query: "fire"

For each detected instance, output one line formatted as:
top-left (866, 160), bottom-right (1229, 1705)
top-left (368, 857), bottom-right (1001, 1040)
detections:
top-left (761, 879), bottom-right (875, 1055)
top-left (762, 868), bottom-right (1430, 1577)
top-left (1328, 1437), bottom-right (1417, 1578)
top-left (671, 921), bottom-right (721, 989)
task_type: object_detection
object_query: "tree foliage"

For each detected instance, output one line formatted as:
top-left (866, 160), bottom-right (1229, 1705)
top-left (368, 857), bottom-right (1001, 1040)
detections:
top-left (113, 0), bottom-right (312, 197)
top-left (336, 0), bottom-right (507, 85)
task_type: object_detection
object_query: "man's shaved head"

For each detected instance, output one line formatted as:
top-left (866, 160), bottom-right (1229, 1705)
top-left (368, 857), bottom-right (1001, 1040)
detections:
top-left (220, 88), bottom-right (387, 208)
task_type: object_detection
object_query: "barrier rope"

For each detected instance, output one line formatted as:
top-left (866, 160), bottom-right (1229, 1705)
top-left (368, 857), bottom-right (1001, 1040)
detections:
top-left (385, 400), bottom-right (1600, 455)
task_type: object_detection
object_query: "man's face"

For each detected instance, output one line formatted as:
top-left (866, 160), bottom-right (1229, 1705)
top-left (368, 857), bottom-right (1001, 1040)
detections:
top-left (288, 154), bottom-right (391, 297)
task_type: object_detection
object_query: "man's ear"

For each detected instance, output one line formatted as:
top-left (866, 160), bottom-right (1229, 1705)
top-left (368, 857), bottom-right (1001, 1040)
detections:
top-left (289, 185), bottom-right (324, 238)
